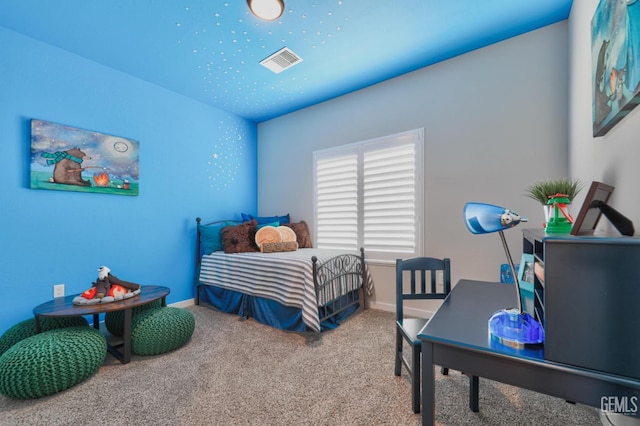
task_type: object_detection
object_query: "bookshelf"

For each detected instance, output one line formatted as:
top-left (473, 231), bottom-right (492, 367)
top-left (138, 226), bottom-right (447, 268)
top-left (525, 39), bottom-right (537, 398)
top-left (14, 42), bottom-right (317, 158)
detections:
top-left (522, 229), bottom-right (640, 380)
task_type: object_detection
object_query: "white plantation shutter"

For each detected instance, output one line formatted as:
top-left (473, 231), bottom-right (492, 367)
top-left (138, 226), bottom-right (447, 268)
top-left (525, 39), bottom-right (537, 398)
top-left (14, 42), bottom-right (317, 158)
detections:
top-left (315, 154), bottom-right (358, 250)
top-left (363, 143), bottom-right (416, 253)
top-left (313, 129), bottom-right (423, 262)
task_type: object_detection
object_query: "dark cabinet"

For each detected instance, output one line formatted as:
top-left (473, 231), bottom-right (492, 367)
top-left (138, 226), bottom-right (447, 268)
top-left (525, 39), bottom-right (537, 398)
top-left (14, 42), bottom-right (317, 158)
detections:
top-left (522, 229), bottom-right (640, 380)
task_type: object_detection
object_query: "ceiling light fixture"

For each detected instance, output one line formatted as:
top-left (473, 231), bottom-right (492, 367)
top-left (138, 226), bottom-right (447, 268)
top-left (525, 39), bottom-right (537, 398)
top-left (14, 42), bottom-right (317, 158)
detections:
top-left (247, 0), bottom-right (284, 21)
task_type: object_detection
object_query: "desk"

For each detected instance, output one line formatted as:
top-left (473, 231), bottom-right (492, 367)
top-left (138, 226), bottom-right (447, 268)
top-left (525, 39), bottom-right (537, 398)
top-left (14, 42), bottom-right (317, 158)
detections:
top-left (418, 280), bottom-right (640, 425)
top-left (33, 285), bottom-right (170, 364)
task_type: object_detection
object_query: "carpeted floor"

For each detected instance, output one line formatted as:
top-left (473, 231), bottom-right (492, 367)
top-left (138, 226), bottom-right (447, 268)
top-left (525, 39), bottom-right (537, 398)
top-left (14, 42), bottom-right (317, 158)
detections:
top-left (0, 306), bottom-right (601, 425)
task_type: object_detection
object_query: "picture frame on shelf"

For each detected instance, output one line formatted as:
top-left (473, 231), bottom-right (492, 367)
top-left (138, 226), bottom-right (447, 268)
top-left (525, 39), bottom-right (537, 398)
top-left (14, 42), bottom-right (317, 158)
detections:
top-left (570, 181), bottom-right (615, 236)
top-left (517, 253), bottom-right (534, 293)
top-left (499, 263), bottom-right (519, 284)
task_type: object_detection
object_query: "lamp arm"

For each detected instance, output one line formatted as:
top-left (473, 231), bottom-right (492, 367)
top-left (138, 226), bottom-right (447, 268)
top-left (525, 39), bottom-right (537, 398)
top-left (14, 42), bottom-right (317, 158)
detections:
top-left (498, 230), bottom-right (523, 313)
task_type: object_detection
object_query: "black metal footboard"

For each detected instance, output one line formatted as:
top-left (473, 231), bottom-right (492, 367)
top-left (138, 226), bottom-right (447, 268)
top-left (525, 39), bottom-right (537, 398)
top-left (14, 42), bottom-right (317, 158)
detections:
top-left (312, 247), bottom-right (367, 324)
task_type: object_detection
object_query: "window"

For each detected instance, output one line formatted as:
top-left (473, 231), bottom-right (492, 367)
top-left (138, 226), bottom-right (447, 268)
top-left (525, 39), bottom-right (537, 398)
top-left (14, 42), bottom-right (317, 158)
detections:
top-left (313, 129), bottom-right (424, 263)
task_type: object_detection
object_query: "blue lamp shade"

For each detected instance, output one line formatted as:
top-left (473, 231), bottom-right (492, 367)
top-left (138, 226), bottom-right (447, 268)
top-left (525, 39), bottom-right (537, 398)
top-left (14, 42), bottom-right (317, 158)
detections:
top-left (464, 202), bottom-right (524, 235)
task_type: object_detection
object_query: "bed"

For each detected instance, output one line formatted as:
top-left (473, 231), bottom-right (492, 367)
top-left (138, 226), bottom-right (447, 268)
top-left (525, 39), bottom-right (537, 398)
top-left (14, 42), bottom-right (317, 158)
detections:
top-left (194, 217), bottom-right (372, 333)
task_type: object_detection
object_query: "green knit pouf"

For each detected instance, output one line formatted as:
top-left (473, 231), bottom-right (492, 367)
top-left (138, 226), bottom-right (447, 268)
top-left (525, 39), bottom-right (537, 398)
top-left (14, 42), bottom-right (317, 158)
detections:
top-left (0, 316), bottom-right (89, 357)
top-left (131, 307), bottom-right (195, 356)
top-left (104, 299), bottom-right (163, 337)
top-left (0, 326), bottom-right (106, 399)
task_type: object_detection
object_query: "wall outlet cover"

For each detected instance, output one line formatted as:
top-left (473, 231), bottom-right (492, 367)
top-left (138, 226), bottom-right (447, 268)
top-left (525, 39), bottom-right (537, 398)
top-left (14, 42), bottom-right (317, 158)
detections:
top-left (53, 284), bottom-right (65, 298)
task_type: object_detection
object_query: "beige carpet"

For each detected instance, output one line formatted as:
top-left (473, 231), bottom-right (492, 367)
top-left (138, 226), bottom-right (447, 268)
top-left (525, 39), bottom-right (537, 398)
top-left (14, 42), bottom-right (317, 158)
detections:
top-left (0, 306), bottom-right (601, 425)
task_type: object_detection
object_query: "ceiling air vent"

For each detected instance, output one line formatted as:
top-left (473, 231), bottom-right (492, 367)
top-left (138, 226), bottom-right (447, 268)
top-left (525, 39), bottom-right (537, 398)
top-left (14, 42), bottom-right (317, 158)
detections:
top-left (260, 47), bottom-right (303, 74)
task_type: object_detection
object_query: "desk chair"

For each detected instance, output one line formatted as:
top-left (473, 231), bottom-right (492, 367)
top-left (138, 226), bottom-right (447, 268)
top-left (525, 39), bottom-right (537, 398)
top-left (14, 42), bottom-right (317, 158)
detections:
top-left (394, 257), bottom-right (452, 413)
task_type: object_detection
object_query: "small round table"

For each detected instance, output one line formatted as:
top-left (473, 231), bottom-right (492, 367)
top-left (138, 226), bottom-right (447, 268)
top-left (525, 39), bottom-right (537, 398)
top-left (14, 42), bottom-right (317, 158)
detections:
top-left (33, 285), bottom-right (170, 364)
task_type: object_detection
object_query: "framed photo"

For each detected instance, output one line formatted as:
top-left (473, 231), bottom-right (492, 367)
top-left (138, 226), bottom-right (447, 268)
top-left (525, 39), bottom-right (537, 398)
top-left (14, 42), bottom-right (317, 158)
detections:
top-left (591, 0), bottom-right (640, 137)
top-left (570, 181), bottom-right (614, 236)
top-left (517, 253), bottom-right (534, 293)
top-left (30, 119), bottom-right (139, 196)
top-left (499, 263), bottom-right (519, 284)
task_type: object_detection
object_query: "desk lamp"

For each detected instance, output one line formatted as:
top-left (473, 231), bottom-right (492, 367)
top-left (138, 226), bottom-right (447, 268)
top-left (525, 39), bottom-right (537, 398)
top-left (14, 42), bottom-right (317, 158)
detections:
top-left (463, 202), bottom-right (545, 346)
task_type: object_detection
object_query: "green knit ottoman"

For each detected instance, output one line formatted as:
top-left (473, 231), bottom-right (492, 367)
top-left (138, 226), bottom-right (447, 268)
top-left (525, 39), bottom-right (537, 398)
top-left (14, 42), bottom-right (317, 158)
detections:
top-left (0, 326), bottom-right (106, 399)
top-left (131, 307), bottom-right (195, 356)
top-left (0, 316), bottom-right (89, 357)
top-left (104, 299), bottom-right (163, 337)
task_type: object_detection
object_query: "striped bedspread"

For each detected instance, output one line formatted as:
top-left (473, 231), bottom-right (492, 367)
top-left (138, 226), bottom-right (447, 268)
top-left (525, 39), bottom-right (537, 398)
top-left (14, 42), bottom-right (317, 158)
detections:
top-left (198, 248), bottom-right (372, 332)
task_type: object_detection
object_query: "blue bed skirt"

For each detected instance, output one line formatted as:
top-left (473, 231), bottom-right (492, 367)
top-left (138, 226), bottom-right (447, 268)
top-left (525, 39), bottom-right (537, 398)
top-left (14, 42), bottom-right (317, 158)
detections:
top-left (197, 284), bottom-right (359, 332)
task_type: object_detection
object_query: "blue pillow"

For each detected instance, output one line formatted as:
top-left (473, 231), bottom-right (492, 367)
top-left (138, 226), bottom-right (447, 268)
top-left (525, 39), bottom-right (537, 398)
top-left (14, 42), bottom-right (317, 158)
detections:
top-left (257, 221), bottom-right (280, 229)
top-left (199, 222), bottom-right (236, 254)
top-left (241, 213), bottom-right (291, 225)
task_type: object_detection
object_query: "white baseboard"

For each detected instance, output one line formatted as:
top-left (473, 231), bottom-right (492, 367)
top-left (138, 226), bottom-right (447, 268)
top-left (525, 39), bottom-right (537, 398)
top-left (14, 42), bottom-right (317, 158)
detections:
top-left (368, 300), bottom-right (435, 318)
top-left (169, 298), bottom-right (195, 308)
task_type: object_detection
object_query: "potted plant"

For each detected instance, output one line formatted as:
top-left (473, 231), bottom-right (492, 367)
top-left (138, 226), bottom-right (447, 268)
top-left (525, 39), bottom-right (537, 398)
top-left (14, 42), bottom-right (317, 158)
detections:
top-left (525, 178), bottom-right (584, 223)
top-left (525, 178), bottom-right (584, 204)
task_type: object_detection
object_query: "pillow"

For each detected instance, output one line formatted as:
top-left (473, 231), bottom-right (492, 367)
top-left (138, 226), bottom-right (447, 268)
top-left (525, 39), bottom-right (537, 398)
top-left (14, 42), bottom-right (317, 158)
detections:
top-left (278, 225), bottom-right (297, 243)
top-left (241, 213), bottom-right (291, 225)
top-left (260, 241), bottom-right (298, 253)
top-left (255, 225), bottom-right (282, 249)
top-left (283, 221), bottom-right (313, 248)
top-left (257, 221), bottom-right (279, 229)
top-left (221, 220), bottom-right (258, 253)
top-left (198, 222), bottom-right (233, 255)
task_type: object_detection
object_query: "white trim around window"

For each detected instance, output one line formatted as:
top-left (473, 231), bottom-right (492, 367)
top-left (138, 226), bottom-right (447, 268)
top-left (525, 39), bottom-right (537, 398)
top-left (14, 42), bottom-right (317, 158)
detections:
top-left (312, 128), bottom-right (424, 263)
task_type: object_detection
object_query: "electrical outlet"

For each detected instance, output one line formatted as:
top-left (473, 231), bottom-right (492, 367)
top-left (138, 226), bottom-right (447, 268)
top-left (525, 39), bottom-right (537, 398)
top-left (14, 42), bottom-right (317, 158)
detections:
top-left (53, 284), bottom-right (65, 298)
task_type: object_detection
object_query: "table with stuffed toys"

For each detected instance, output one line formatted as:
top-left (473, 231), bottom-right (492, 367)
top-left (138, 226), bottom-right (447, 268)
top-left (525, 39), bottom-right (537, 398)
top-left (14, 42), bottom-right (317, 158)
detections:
top-left (33, 279), bottom-right (170, 364)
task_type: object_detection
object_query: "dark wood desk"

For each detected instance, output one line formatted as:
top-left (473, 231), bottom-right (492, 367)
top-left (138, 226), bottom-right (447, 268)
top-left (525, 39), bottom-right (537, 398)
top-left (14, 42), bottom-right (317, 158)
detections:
top-left (418, 280), bottom-right (640, 425)
top-left (33, 285), bottom-right (170, 364)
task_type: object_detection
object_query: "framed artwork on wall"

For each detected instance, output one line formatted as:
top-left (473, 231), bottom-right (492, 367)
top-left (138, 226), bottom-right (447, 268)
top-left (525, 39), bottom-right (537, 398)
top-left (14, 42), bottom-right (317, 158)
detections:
top-left (591, 0), bottom-right (640, 137)
top-left (30, 119), bottom-right (139, 196)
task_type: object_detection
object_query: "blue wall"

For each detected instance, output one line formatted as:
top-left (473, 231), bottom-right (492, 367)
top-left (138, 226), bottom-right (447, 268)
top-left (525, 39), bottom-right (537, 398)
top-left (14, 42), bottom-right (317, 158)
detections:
top-left (0, 27), bottom-right (257, 334)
